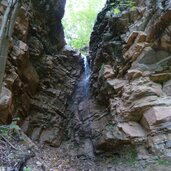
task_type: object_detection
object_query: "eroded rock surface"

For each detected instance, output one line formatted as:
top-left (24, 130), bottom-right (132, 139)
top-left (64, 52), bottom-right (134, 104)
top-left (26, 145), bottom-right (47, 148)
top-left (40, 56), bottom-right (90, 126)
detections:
top-left (22, 49), bottom-right (82, 146)
top-left (1, 0), bottom-right (171, 170)
top-left (90, 0), bottom-right (171, 158)
top-left (0, 0), bottom-right (82, 147)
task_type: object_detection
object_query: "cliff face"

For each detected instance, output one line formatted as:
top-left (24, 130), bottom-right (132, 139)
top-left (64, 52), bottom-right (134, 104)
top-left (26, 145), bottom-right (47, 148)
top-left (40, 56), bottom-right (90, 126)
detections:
top-left (1, 0), bottom-right (171, 167)
top-left (0, 1), bottom-right (38, 124)
top-left (29, 0), bottom-right (66, 53)
top-left (90, 0), bottom-right (171, 157)
top-left (0, 0), bottom-right (82, 146)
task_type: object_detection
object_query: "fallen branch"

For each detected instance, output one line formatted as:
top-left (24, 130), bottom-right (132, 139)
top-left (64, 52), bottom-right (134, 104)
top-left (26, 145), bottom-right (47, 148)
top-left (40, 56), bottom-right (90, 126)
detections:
top-left (0, 134), bottom-right (17, 150)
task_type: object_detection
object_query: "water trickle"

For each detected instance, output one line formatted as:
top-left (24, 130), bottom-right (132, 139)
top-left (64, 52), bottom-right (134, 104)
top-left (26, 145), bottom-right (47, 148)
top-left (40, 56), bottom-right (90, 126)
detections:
top-left (67, 54), bottom-right (92, 140)
top-left (82, 54), bottom-right (91, 98)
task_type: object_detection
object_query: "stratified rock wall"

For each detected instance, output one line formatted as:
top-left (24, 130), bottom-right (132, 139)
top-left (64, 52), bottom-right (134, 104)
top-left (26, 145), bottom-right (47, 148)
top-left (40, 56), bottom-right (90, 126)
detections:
top-left (29, 0), bottom-right (66, 54)
top-left (0, 1), bottom-right (39, 124)
top-left (90, 0), bottom-right (171, 157)
top-left (0, 0), bottom-right (82, 148)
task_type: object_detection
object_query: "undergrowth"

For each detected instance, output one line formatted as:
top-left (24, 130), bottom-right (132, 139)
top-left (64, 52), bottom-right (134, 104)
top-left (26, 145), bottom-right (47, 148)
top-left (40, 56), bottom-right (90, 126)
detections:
top-left (112, 145), bottom-right (138, 166)
top-left (0, 120), bottom-right (20, 137)
top-left (110, 0), bottom-right (136, 15)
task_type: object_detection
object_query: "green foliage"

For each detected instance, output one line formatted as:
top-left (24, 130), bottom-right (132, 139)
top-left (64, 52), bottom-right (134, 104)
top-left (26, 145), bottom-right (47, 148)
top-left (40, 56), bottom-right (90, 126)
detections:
top-left (63, 0), bottom-right (106, 49)
top-left (10, 120), bottom-right (20, 130)
top-left (114, 8), bottom-right (121, 14)
top-left (0, 126), bottom-right (9, 136)
top-left (23, 167), bottom-right (32, 171)
top-left (111, 0), bottom-right (136, 15)
top-left (0, 120), bottom-right (20, 136)
top-left (112, 145), bottom-right (137, 166)
top-left (157, 159), bottom-right (170, 166)
top-left (125, 147), bottom-right (137, 165)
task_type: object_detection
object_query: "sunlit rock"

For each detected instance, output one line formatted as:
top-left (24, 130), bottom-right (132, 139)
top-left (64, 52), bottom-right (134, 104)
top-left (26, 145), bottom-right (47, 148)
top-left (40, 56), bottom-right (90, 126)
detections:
top-left (0, 87), bottom-right (13, 124)
top-left (141, 106), bottom-right (171, 130)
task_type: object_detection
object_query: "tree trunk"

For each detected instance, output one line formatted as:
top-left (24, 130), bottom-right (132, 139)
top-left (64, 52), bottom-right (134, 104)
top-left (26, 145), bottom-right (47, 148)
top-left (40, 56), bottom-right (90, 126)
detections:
top-left (0, 0), bottom-right (21, 94)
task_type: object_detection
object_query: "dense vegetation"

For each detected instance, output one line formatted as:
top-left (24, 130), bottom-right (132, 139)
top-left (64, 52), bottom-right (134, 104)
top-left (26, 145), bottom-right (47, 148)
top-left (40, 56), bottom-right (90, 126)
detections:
top-left (63, 0), bottom-right (106, 49)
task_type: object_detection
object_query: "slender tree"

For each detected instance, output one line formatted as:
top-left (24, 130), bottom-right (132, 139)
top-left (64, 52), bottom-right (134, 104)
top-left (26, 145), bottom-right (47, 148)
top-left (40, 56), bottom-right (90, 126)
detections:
top-left (0, 0), bottom-right (21, 94)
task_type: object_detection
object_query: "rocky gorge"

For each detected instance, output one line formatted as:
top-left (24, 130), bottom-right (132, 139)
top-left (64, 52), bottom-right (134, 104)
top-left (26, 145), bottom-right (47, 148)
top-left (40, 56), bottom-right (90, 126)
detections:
top-left (1, 0), bottom-right (171, 170)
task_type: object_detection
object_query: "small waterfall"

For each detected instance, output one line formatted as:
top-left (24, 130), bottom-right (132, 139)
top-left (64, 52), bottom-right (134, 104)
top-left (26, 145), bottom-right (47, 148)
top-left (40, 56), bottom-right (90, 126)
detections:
top-left (82, 54), bottom-right (91, 98)
top-left (65, 53), bottom-right (95, 162)
top-left (68, 54), bottom-right (92, 143)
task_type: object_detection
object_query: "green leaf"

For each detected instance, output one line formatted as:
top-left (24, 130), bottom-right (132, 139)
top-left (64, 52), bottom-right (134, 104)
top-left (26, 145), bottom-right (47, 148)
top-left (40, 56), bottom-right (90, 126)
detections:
top-left (23, 167), bottom-right (32, 171)
top-left (114, 8), bottom-right (121, 14)
top-left (110, 2), bottom-right (115, 6)
top-left (9, 121), bottom-right (20, 131)
top-left (0, 127), bottom-right (8, 136)
top-left (131, 6), bottom-right (136, 11)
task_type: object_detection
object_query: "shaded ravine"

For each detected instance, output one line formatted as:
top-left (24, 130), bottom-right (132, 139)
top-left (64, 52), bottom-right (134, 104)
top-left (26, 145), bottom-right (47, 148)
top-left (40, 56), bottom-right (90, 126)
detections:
top-left (26, 51), bottom-right (142, 170)
top-left (2, 0), bottom-right (171, 169)
top-left (3, 0), bottom-right (171, 169)
top-left (66, 54), bottom-right (95, 159)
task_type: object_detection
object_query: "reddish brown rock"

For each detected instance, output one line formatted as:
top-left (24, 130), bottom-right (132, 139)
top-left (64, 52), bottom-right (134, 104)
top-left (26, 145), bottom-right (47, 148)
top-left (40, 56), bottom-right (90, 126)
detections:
top-left (125, 31), bottom-right (139, 48)
top-left (14, 6), bottom-right (29, 41)
top-left (22, 62), bottom-right (39, 95)
top-left (101, 65), bottom-right (115, 80)
top-left (150, 73), bottom-right (171, 83)
top-left (107, 79), bottom-right (127, 92)
top-left (118, 122), bottom-right (146, 138)
top-left (127, 69), bottom-right (143, 80)
top-left (136, 32), bottom-right (147, 43)
top-left (0, 87), bottom-right (13, 124)
top-left (141, 106), bottom-right (171, 130)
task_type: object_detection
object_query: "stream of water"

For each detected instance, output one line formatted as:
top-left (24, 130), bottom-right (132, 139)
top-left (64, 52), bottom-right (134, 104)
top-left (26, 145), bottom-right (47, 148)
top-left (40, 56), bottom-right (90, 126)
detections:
top-left (82, 54), bottom-right (91, 98)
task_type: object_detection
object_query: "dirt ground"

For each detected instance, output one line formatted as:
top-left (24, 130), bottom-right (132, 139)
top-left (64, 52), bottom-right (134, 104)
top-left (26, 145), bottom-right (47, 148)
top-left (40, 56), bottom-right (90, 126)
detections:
top-left (1, 128), bottom-right (171, 171)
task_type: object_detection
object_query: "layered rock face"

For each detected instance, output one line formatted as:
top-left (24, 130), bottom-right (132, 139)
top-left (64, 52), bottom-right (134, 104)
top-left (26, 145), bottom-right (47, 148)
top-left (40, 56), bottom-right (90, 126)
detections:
top-left (90, 0), bottom-right (171, 157)
top-left (0, 0), bottom-right (82, 146)
top-left (0, 1), bottom-right (39, 124)
top-left (22, 48), bottom-right (82, 146)
top-left (1, 0), bottom-right (171, 162)
top-left (23, 0), bottom-right (82, 146)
